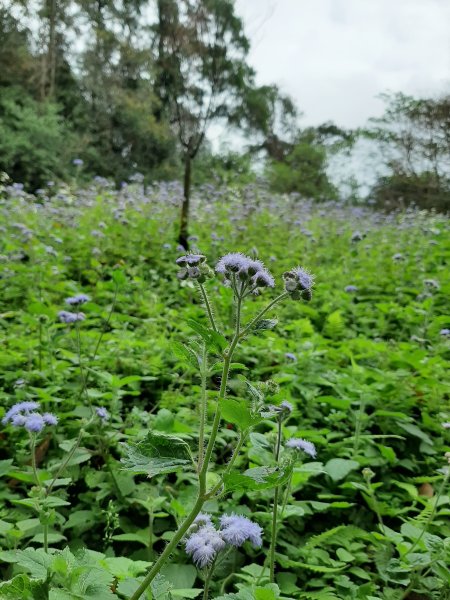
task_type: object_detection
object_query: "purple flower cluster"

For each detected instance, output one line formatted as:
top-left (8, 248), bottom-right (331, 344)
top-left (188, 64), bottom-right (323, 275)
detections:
top-left (215, 252), bottom-right (275, 292)
top-left (283, 267), bottom-right (314, 301)
top-left (65, 293), bottom-right (90, 306)
top-left (95, 407), bottom-right (110, 421)
top-left (345, 285), bottom-right (358, 293)
top-left (185, 513), bottom-right (262, 568)
top-left (58, 310), bottom-right (86, 324)
top-left (2, 402), bottom-right (58, 433)
top-left (176, 254), bottom-right (210, 283)
top-left (286, 437), bottom-right (317, 458)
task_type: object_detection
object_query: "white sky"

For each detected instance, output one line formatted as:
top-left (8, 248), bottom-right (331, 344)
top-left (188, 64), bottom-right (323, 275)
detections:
top-left (234, 0), bottom-right (450, 129)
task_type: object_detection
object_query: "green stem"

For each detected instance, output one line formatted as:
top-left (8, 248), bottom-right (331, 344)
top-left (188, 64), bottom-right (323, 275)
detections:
top-left (129, 303), bottom-right (242, 600)
top-left (239, 292), bottom-right (288, 339)
top-left (46, 428), bottom-right (85, 496)
top-left (206, 431), bottom-right (247, 499)
top-left (128, 289), bottom-right (285, 599)
top-left (199, 283), bottom-right (218, 332)
top-left (269, 418), bottom-right (283, 583)
top-left (202, 556), bottom-right (217, 600)
top-left (198, 344), bottom-right (208, 472)
top-left (30, 434), bottom-right (48, 552)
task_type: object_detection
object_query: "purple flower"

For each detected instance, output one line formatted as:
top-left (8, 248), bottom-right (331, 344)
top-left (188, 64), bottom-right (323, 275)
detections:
top-left (392, 253), bottom-right (404, 261)
top-left (440, 329), bottom-right (450, 336)
top-left (58, 311), bottom-right (86, 324)
top-left (285, 352), bottom-right (297, 362)
top-left (194, 513), bottom-right (213, 527)
top-left (219, 514), bottom-right (262, 548)
top-left (215, 253), bottom-right (250, 274)
top-left (42, 413), bottom-right (58, 426)
top-left (345, 285), bottom-right (358, 293)
top-left (286, 437), bottom-right (317, 458)
top-left (73, 158), bottom-right (84, 166)
top-left (24, 413), bottom-right (45, 433)
top-left (2, 401), bottom-right (40, 424)
top-left (293, 267), bottom-right (314, 291)
top-left (252, 270), bottom-right (275, 288)
top-left (65, 293), bottom-right (90, 306)
top-left (280, 400), bottom-right (293, 413)
top-left (442, 422), bottom-right (450, 429)
top-left (95, 407), bottom-right (110, 421)
top-left (176, 254), bottom-right (206, 267)
top-left (185, 525), bottom-right (226, 568)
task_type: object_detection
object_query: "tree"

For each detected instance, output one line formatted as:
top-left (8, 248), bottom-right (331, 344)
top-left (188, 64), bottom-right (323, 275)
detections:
top-left (153, 0), bottom-right (254, 247)
top-left (365, 91), bottom-right (450, 211)
top-left (267, 128), bottom-right (338, 200)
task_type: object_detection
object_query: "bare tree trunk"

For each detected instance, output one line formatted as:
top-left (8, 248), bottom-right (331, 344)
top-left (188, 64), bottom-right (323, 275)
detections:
top-left (178, 153), bottom-right (191, 249)
top-left (48, 0), bottom-right (57, 97)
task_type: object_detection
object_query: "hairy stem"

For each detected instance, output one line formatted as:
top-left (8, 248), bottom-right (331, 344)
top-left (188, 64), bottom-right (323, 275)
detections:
top-left (269, 418), bottom-right (283, 583)
top-left (199, 283), bottom-right (218, 332)
top-left (198, 344), bottom-right (208, 471)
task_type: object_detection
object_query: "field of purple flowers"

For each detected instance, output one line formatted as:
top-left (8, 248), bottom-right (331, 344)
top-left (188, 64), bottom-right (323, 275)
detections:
top-left (0, 179), bottom-right (449, 599)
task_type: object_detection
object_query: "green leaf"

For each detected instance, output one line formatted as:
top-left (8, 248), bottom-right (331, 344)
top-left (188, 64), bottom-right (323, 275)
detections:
top-left (151, 573), bottom-right (173, 600)
top-left (223, 465), bottom-right (292, 492)
top-left (0, 574), bottom-right (47, 600)
top-left (160, 564), bottom-right (197, 590)
top-left (186, 319), bottom-right (227, 352)
top-left (252, 318), bottom-right (278, 331)
top-left (324, 459), bottom-right (360, 482)
top-left (11, 548), bottom-right (52, 579)
top-left (0, 459), bottom-right (14, 477)
top-left (397, 422), bottom-right (433, 445)
top-left (121, 431), bottom-right (193, 477)
top-left (221, 399), bottom-right (259, 430)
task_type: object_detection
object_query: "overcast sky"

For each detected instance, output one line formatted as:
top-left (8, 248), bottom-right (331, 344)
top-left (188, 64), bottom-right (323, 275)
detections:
top-left (234, 0), bottom-right (450, 129)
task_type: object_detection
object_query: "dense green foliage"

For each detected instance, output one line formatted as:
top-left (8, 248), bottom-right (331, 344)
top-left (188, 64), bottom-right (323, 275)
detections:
top-left (0, 181), bottom-right (449, 598)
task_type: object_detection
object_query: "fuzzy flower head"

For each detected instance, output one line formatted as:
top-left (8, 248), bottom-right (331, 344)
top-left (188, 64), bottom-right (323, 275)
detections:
top-left (176, 253), bottom-right (212, 283)
top-left (95, 407), bottom-right (110, 422)
top-left (65, 293), bottom-right (90, 306)
top-left (58, 310), bottom-right (86, 324)
top-left (440, 328), bottom-right (450, 337)
top-left (216, 253), bottom-right (275, 293)
top-left (185, 525), bottom-right (226, 568)
top-left (2, 402), bottom-right (57, 433)
top-left (283, 267), bottom-right (314, 301)
top-left (345, 285), bottom-right (358, 293)
top-left (286, 437), bottom-right (317, 458)
top-left (219, 514), bottom-right (263, 548)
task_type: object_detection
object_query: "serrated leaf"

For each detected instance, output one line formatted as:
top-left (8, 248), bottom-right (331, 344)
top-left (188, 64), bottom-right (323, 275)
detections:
top-left (121, 431), bottom-right (193, 477)
top-left (186, 319), bottom-right (227, 352)
top-left (223, 465), bottom-right (292, 492)
top-left (252, 318), bottom-right (278, 331)
top-left (221, 399), bottom-right (260, 430)
top-left (0, 574), bottom-right (47, 600)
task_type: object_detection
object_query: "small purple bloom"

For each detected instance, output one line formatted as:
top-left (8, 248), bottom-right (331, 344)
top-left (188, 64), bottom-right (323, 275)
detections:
top-left (440, 329), bottom-right (450, 336)
top-left (252, 270), bottom-right (275, 288)
top-left (280, 400), bottom-right (293, 413)
top-left (442, 422), bottom-right (450, 429)
top-left (293, 267), bottom-right (314, 291)
top-left (58, 311), bottom-right (86, 324)
top-left (215, 252), bottom-right (250, 274)
top-left (185, 525), bottom-right (225, 568)
top-left (286, 437), bottom-right (317, 458)
top-left (392, 253), bottom-right (404, 261)
top-left (285, 352), bottom-right (297, 362)
top-left (42, 413), bottom-right (58, 426)
top-left (95, 407), bottom-right (109, 421)
top-left (65, 293), bottom-right (90, 306)
top-left (2, 401), bottom-right (40, 424)
top-left (219, 514), bottom-right (262, 548)
top-left (194, 513), bottom-right (213, 527)
top-left (345, 285), bottom-right (358, 293)
top-left (73, 158), bottom-right (84, 166)
top-left (24, 413), bottom-right (45, 433)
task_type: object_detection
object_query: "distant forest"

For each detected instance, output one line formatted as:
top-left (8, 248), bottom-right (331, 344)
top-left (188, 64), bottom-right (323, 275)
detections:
top-left (1, 1), bottom-right (449, 211)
